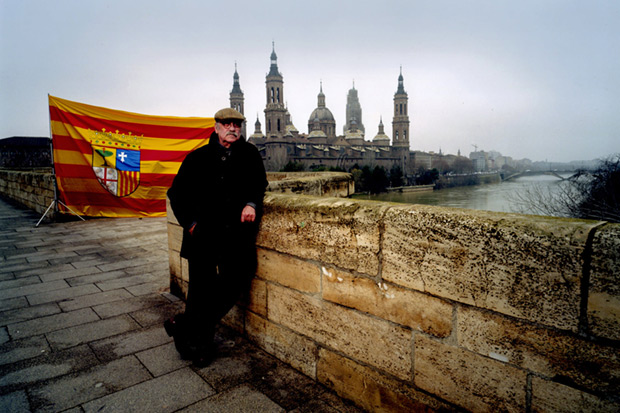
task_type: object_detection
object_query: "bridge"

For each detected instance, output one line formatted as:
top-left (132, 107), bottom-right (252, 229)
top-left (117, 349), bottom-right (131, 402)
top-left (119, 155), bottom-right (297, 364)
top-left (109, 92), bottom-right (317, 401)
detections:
top-left (501, 170), bottom-right (576, 181)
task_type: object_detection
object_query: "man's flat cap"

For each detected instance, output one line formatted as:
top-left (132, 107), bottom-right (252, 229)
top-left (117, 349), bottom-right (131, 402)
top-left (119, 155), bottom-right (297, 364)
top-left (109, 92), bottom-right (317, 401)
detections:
top-left (214, 108), bottom-right (245, 122)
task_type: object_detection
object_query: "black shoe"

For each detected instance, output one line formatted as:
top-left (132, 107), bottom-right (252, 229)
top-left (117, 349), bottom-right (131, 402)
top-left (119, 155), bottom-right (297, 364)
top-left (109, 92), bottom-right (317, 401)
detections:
top-left (163, 317), bottom-right (176, 337)
top-left (192, 345), bottom-right (216, 368)
top-left (176, 340), bottom-right (195, 361)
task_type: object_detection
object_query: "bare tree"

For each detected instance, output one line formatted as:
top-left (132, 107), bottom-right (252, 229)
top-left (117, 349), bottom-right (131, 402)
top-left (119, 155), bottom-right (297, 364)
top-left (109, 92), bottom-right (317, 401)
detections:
top-left (509, 154), bottom-right (620, 223)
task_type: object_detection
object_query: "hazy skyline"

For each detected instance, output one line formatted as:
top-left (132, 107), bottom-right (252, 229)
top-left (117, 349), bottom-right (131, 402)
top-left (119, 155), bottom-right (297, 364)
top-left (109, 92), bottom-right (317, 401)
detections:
top-left (1, 0), bottom-right (618, 163)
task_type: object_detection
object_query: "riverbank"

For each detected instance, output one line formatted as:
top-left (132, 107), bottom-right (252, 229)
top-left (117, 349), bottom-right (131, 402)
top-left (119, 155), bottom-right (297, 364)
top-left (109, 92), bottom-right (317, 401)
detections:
top-left (351, 173), bottom-right (572, 216)
top-left (435, 171), bottom-right (501, 189)
top-left (387, 184), bottom-right (434, 193)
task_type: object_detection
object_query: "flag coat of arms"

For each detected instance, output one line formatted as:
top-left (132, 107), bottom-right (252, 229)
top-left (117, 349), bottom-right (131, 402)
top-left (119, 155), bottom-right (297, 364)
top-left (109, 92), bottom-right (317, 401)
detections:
top-left (49, 95), bottom-right (214, 217)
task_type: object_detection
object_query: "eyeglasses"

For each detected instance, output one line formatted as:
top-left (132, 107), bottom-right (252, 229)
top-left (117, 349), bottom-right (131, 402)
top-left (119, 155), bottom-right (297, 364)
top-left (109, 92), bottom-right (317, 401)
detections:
top-left (218, 119), bottom-right (243, 128)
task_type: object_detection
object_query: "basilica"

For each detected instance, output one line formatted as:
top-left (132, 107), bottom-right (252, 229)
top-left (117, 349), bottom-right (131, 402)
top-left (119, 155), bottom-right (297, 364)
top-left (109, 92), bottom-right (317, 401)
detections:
top-left (232, 45), bottom-right (413, 174)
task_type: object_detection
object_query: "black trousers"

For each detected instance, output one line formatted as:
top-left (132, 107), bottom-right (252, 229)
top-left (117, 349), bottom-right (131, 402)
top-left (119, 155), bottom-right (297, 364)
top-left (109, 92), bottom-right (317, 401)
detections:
top-left (182, 241), bottom-right (257, 350)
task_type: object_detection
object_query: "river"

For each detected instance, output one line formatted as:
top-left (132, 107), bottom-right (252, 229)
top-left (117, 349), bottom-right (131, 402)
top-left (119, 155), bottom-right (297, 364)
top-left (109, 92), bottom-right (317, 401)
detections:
top-left (352, 173), bottom-right (574, 217)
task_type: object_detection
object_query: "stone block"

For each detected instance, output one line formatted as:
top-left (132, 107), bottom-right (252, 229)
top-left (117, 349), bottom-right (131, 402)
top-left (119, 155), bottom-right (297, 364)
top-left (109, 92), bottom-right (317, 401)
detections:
top-left (258, 194), bottom-right (385, 275)
top-left (0, 279), bottom-right (68, 301)
top-left (317, 348), bottom-right (451, 412)
top-left (167, 223), bottom-right (183, 253)
top-left (46, 315), bottom-right (140, 350)
top-left (246, 312), bottom-right (318, 378)
top-left (256, 248), bottom-right (320, 293)
top-left (28, 356), bottom-right (151, 412)
top-left (0, 336), bottom-right (50, 366)
top-left (165, 197), bottom-right (179, 225)
top-left (27, 284), bottom-right (101, 306)
top-left (322, 267), bottom-right (453, 337)
top-left (181, 257), bottom-right (189, 283)
top-left (588, 223), bottom-right (620, 340)
top-left (382, 204), bottom-right (595, 332)
top-left (136, 342), bottom-right (192, 377)
top-left (0, 302), bottom-right (61, 327)
top-left (92, 295), bottom-right (169, 319)
top-left (89, 325), bottom-right (172, 362)
top-left (0, 391), bottom-right (30, 413)
top-left (81, 368), bottom-right (214, 413)
top-left (0, 345), bottom-right (98, 394)
top-left (531, 376), bottom-right (619, 413)
top-left (168, 251), bottom-right (181, 280)
top-left (95, 272), bottom-right (158, 291)
top-left (221, 304), bottom-right (244, 333)
top-left (8, 308), bottom-right (100, 340)
top-left (181, 383), bottom-right (284, 413)
top-left (457, 305), bottom-right (620, 396)
top-left (267, 283), bottom-right (412, 380)
top-left (248, 278), bottom-right (267, 317)
top-left (415, 334), bottom-right (527, 412)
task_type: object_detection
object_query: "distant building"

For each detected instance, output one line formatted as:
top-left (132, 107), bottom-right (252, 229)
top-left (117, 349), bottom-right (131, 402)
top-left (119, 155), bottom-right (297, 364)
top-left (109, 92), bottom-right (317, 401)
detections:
top-left (244, 44), bottom-right (412, 174)
top-left (0, 137), bottom-right (51, 168)
top-left (469, 151), bottom-right (488, 171)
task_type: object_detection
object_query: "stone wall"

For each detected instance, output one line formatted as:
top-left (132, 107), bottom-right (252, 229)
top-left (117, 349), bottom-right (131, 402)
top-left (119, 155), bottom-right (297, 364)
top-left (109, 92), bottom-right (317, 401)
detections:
top-left (167, 175), bottom-right (620, 412)
top-left (0, 169), bottom-right (55, 216)
top-left (266, 171), bottom-right (354, 198)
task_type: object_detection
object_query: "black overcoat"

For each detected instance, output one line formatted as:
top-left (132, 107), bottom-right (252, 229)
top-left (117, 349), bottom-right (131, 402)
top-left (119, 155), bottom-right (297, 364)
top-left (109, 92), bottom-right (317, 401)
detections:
top-left (167, 132), bottom-right (267, 259)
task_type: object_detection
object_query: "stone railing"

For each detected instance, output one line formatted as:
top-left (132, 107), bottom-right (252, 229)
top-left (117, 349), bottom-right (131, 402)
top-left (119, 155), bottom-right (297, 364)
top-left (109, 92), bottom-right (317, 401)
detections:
top-left (0, 169), bottom-right (55, 216)
top-left (266, 171), bottom-right (354, 198)
top-left (167, 173), bottom-right (620, 412)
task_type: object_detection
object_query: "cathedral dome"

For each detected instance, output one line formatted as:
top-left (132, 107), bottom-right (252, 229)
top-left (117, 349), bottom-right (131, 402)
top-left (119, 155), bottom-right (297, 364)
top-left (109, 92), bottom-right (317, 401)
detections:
top-left (307, 83), bottom-right (336, 139)
top-left (308, 106), bottom-right (335, 123)
top-left (373, 117), bottom-right (390, 144)
top-left (308, 83), bottom-right (335, 123)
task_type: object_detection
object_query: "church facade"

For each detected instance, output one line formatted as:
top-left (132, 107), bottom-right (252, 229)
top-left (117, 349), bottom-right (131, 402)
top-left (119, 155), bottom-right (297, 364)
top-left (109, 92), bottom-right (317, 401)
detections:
top-left (233, 45), bottom-right (413, 174)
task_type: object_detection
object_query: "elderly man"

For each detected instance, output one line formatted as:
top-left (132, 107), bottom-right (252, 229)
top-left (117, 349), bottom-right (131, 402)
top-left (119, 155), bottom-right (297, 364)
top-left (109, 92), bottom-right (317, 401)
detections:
top-left (165, 107), bottom-right (267, 367)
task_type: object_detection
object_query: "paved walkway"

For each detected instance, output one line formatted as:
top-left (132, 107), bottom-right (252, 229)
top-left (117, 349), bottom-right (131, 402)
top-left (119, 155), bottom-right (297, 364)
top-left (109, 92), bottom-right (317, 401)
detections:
top-left (0, 197), bottom-right (363, 413)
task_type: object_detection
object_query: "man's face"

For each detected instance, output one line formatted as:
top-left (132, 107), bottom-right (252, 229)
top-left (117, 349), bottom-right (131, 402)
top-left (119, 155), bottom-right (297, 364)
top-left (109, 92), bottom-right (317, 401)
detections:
top-left (215, 120), bottom-right (242, 148)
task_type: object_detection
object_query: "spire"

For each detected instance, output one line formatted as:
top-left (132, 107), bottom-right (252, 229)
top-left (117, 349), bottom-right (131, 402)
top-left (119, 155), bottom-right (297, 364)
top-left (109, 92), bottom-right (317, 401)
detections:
top-left (378, 117), bottom-right (385, 134)
top-left (396, 65), bottom-right (406, 95)
top-left (268, 41), bottom-right (280, 77)
top-left (231, 61), bottom-right (242, 94)
top-left (253, 115), bottom-right (264, 135)
top-left (317, 81), bottom-right (325, 108)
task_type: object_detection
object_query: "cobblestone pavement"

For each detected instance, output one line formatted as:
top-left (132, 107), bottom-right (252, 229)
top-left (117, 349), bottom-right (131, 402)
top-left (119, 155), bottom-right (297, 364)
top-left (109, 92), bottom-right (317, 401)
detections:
top-left (0, 197), bottom-right (363, 413)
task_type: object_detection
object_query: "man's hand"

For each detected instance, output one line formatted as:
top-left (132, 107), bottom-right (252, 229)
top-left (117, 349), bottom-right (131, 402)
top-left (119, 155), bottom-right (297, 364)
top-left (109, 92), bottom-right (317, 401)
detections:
top-left (241, 205), bottom-right (256, 222)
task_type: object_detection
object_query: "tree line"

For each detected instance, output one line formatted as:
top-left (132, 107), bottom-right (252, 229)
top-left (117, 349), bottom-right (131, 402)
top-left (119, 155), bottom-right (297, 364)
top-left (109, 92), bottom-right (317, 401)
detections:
top-left (282, 154), bottom-right (620, 223)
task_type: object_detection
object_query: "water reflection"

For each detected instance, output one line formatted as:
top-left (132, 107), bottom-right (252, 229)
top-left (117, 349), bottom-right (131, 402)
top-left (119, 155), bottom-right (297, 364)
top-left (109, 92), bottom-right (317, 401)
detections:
top-left (352, 174), bottom-right (573, 217)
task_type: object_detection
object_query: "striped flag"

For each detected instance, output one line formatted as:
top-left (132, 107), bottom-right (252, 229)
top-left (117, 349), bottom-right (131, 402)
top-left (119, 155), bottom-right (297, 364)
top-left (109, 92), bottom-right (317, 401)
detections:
top-left (49, 95), bottom-right (214, 217)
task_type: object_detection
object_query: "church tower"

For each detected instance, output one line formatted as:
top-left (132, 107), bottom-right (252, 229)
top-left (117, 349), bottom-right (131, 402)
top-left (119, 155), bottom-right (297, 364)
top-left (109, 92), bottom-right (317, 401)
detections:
top-left (264, 43), bottom-right (287, 139)
top-left (229, 63), bottom-right (246, 137)
top-left (344, 81), bottom-right (364, 134)
top-left (392, 67), bottom-right (410, 148)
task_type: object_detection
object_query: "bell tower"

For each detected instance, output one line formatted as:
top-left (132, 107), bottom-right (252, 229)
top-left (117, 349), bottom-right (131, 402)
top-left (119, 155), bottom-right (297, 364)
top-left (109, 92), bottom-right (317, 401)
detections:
top-left (264, 42), bottom-right (287, 138)
top-left (229, 62), bottom-right (246, 137)
top-left (392, 66), bottom-right (410, 148)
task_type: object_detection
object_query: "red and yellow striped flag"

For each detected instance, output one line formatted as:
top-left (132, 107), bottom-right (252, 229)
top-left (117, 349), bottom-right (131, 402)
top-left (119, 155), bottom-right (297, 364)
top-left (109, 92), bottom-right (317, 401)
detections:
top-left (49, 95), bottom-right (214, 217)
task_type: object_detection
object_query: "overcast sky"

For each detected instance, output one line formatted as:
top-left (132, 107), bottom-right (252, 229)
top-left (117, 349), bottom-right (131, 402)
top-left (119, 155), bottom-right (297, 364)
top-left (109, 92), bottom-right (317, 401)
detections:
top-left (1, 0), bottom-right (618, 162)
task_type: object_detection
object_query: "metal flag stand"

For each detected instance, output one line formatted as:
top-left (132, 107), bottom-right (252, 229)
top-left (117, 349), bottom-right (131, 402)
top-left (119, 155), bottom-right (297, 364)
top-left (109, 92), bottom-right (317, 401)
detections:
top-left (36, 96), bottom-right (86, 227)
top-left (35, 193), bottom-right (85, 227)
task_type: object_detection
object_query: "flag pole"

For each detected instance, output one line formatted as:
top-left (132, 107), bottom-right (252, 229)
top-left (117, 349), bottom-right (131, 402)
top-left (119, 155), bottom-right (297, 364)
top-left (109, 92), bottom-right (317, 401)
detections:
top-left (36, 95), bottom-right (84, 227)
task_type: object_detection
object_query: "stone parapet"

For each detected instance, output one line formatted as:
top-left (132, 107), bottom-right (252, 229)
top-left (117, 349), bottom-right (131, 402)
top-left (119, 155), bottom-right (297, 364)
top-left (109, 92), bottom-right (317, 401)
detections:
top-left (266, 171), bottom-right (354, 198)
top-left (166, 174), bottom-right (619, 411)
top-left (0, 169), bottom-right (55, 216)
